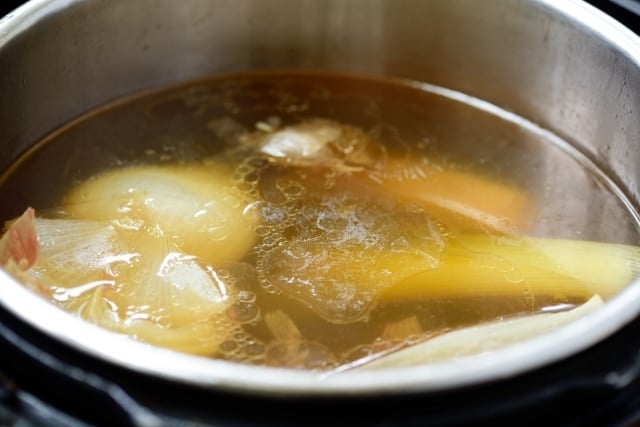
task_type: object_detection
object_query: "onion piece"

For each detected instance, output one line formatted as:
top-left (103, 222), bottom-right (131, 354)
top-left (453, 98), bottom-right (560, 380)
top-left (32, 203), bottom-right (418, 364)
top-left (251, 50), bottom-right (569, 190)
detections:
top-left (241, 118), bottom-right (383, 172)
top-left (1, 208), bottom-right (46, 294)
top-left (263, 309), bottom-right (337, 370)
top-left (62, 163), bottom-right (259, 265)
top-left (3, 213), bottom-right (234, 355)
top-left (339, 157), bottom-right (535, 235)
top-left (82, 286), bottom-right (229, 356)
top-left (30, 218), bottom-right (231, 326)
top-left (102, 228), bottom-right (230, 327)
top-left (33, 218), bottom-right (124, 289)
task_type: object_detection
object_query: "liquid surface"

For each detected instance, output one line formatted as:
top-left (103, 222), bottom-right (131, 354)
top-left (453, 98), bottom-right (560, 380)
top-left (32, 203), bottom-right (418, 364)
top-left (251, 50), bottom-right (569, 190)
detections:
top-left (1, 70), bottom-right (639, 371)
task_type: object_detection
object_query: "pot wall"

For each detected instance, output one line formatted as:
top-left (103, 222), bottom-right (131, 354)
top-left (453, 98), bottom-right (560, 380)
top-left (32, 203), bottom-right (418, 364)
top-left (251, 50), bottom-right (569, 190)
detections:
top-left (1, 0), bottom-right (639, 205)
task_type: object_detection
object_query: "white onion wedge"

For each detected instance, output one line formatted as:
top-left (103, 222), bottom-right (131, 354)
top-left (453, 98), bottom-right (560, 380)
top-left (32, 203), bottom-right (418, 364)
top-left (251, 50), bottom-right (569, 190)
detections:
top-left (63, 163), bottom-right (259, 265)
top-left (82, 286), bottom-right (229, 356)
top-left (242, 118), bottom-right (382, 172)
top-left (3, 213), bottom-right (233, 356)
top-left (102, 228), bottom-right (230, 327)
top-left (33, 218), bottom-right (124, 288)
top-left (30, 218), bottom-right (230, 326)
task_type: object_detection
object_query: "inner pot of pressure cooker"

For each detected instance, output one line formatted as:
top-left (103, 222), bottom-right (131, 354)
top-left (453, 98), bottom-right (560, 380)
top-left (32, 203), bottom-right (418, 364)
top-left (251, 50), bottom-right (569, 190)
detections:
top-left (1, 0), bottom-right (640, 425)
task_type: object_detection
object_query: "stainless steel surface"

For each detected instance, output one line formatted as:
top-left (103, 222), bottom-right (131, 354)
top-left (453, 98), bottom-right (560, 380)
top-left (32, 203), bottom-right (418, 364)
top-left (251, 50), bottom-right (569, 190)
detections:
top-left (1, 0), bottom-right (640, 396)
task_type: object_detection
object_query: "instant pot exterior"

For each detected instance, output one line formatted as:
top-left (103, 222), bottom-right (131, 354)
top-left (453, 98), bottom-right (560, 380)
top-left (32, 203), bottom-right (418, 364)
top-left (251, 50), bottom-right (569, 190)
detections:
top-left (1, 0), bottom-right (640, 425)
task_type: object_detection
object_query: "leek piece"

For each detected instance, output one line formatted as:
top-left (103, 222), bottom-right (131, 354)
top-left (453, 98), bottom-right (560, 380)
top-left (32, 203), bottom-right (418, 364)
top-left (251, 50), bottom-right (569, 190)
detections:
top-left (381, 235), bottom-right (640, 301)
top-left (353, 294), bottom-right (604, 369)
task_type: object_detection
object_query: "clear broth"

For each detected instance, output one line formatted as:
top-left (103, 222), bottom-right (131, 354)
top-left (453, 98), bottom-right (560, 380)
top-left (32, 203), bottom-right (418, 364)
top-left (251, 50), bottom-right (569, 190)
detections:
top-left (1, 70), bottom-right (638, 370)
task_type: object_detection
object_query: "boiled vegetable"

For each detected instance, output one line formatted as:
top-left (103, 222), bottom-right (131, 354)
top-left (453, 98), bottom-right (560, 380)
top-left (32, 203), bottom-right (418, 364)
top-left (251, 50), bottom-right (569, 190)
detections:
top-left (263, 227), bottom-right (639, 314)
top-left (351, 294), bottom-right (604, 369)
top-left (247, 119), bottom-right (535, 234)
top-left (381, 234), bottom-right (640, 301)
top-left (1, 208), bottom-right (234, 356)
top-left (346, 158), bottom-right (535, 235)
top-left (63, 163), bottom-right (259, 265)
top-left (241, 118), bottom-right (379, 172)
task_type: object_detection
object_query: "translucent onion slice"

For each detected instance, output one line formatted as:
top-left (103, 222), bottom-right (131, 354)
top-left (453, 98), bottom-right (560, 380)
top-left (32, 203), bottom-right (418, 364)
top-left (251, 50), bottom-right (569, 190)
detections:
top-left (339, 158), bottom-right (534, 235)
top-left (20, 216), bottom-right (232, 354)
top-left (379, 316), bottom-right (422, 341)
top-left (31, 218), bottom-right (230, 326)
top-left (104, 228), bottom-right (230, 327)
top-left (33, 218), bottom-right (125, 288)
top-left (264, 309), bottom-right (302, 340)
top-left (1, 208), bottom-right (46, 294)
top-left (257, 119), bottom-right (342, 160)
top-left (242, 118), bottom-right (383, 172)
top-left (351, 294), bottom-right (604, 370)
top-left (82, 287), bottom-right (228, 356)
top-left (62, 163), bottom-right (259, 265)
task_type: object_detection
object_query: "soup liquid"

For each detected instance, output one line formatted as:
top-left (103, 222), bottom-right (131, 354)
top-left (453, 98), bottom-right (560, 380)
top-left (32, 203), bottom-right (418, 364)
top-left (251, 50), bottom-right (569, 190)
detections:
top-left (1, 70), bottom-right (639, 370)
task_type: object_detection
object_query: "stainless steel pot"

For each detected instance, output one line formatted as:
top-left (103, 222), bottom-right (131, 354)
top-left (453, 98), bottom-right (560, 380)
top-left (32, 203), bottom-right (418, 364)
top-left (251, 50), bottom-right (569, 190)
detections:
top-left (1, 0), bottom-right (640, 425)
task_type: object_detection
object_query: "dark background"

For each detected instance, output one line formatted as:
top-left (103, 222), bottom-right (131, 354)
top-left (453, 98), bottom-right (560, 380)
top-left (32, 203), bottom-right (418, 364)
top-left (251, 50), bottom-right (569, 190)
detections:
top-left (2, 0), bottom-right (22, 17)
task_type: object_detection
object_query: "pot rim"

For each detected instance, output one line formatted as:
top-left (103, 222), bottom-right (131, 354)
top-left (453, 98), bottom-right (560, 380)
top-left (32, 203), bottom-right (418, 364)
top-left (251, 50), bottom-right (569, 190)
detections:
top-left (1, 0), bottom-right (640, 397)
top-left (2, 268), bottom-right (640, 397)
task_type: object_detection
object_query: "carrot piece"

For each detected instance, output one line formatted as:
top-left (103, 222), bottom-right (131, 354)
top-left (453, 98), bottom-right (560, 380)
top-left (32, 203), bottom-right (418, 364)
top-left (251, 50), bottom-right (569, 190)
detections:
top-left (348, 158), bottom-right (535, 234)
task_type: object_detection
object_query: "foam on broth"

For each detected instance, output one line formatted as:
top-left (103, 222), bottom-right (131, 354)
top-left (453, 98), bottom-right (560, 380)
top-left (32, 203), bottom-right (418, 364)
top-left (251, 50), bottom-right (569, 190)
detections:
top-left (1, 70), bottom-right (639, 371)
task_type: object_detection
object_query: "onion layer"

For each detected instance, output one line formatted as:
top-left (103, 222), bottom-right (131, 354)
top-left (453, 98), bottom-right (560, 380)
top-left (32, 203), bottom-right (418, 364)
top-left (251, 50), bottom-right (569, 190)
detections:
top-left (63, 163), bottom-right (259, 266)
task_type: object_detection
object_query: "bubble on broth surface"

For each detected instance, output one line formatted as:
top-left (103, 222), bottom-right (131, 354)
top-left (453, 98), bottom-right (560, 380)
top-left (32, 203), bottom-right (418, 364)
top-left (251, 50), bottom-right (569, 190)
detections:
top-left (255, 189), bottom-right (448, 323)
top-left (216, 316), bottom-right (266, 364)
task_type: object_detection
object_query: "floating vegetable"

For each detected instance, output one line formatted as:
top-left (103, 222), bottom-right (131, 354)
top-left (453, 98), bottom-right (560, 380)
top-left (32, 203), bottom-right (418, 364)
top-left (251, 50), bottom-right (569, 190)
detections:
top-left (244, 118), bottom-right (534, 234)
top-left (259, 199), bottom-right (639, 321)
top-left (349, 294), bottom-right (604, 370)
top-left (0, 207), bottom-right (45, 295)
top-left (63, 163), bottom-right (259, 266)
top-left (240, 118), bottom-right (382, 172)
top-left (349, 158), bottom-right (535, 234)
top-left (1, 207), bottom-right (236, 355)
